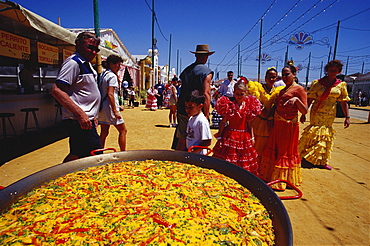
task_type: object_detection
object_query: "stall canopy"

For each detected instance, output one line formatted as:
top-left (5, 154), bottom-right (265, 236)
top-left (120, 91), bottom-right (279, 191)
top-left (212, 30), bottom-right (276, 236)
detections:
top-left (0, 1), bottom-right (118, 58)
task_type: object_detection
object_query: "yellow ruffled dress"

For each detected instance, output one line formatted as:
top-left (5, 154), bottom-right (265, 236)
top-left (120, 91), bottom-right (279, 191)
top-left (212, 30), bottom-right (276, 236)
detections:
top-left (247, 81), bottom-right (284, 165)
top-left (299, 80), bottom-right (350, 166)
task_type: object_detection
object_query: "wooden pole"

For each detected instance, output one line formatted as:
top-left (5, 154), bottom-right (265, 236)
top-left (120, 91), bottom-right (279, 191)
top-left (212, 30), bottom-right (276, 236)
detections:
top-left (305, 52), bottom-right (311, 89)
top-left (333, 21), bottom-right (340, 60)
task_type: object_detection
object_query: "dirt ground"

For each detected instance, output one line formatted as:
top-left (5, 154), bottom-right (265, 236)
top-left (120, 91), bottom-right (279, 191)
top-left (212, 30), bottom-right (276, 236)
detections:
top-left (0, 104), bottom-right (369, 245)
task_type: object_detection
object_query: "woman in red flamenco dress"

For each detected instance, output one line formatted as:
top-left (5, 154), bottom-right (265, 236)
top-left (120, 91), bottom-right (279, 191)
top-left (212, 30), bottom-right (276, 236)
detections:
top-left (259, 65), bottom-right (308, 190)
top-left (213, 80), bottom-right (261, 176)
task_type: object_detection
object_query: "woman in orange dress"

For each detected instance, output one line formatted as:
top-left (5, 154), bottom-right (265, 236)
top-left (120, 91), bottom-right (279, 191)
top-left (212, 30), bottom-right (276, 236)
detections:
top-left (260, 65), bottom-right (308, 190)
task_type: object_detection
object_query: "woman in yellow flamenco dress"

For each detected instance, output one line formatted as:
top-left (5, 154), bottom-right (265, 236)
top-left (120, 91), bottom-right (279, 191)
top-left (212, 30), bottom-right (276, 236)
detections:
top-left (248, 68), bottom-right (284, 166)
top-left (299, 60), bottom-right (350, 170)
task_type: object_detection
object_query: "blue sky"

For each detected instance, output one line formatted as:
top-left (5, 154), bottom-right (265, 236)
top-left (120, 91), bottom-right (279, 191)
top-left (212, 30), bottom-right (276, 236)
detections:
top-left (13, 0), bottom-right (370, 83)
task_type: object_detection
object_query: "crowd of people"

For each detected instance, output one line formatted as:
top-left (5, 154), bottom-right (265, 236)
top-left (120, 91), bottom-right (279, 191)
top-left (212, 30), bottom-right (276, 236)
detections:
top-left (52, 35), bottom-right (351, 191)
top-left (167, 44), bottom-right (351, 191)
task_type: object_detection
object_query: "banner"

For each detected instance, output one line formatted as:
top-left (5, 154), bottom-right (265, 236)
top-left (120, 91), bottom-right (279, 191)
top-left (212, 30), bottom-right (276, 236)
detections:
top-left (37, 42), bottom-right (58, 65)
top-left (63, 49), bottom-right (74, 61)
top-left (0, 30), bottom-right (31, 60)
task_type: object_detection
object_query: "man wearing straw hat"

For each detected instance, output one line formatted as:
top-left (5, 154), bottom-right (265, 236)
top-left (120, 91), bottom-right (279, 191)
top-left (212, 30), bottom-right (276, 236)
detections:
top-left (173, 44), bottom-right (215, 151)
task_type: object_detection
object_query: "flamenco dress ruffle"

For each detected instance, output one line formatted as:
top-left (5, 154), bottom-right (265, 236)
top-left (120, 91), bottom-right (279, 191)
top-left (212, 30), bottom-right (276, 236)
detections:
top-left (145, 94), bottom-right (158, 110)
top-left (213, 127), bottom-right (259, 175)
top-left (299, 124), bottom-right (336, 166)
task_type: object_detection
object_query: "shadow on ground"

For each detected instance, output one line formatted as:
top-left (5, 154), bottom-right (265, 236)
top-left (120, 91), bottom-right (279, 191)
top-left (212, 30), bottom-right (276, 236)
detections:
top-left (0, 123), bottom-right (68, 166)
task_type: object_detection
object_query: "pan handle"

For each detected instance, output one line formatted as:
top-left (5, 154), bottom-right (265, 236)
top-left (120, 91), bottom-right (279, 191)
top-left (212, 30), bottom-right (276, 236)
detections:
top-left (267, 179), bottom-right (303, 200)
top-left (90, 148), bottom-right (117, 156)
top-left (187, 146), bottom-right (213, 156)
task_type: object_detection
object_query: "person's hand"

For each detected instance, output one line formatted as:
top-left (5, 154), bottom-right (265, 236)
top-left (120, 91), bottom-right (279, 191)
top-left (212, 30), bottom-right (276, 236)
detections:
top-left (77, 113), bottom-right (92, 130)
top-left (300, 114), bottom-right (306, 124)
top-left (250, 137), bottom-right (255, 145)
top-left (114, 111), bottom-right (122, 120)
top-left (344, 117), bottom-right (350, 129)
top-left (283, 97), bottom-right (299, 107)
top-left (119, 106), bottom-right (124, 112)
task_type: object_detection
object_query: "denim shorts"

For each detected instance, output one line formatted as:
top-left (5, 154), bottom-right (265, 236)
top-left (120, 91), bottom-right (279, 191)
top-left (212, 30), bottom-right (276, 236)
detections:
top-left (64, 119), bottom-right (102, 158)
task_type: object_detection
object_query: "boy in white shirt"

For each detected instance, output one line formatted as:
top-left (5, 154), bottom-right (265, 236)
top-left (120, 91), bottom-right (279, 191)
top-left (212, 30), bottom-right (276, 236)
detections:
top-left (185, 90), bottom-right (212, 155)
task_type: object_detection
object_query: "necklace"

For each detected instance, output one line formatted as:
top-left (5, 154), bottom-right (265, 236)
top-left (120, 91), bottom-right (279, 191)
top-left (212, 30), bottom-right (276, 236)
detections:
top-left (283, 82), bottom-right (296, 92)
top-left (263, 83), bottom-right (272, 94)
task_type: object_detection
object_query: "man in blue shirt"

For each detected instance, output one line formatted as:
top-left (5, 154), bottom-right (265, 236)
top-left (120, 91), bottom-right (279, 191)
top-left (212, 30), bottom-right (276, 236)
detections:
top-left (173, 44), bottom-right (214, 151)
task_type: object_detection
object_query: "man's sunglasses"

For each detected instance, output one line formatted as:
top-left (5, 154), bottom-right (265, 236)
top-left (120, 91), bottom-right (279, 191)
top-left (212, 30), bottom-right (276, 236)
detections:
top-left (86, 44), bottom-right (100, 52)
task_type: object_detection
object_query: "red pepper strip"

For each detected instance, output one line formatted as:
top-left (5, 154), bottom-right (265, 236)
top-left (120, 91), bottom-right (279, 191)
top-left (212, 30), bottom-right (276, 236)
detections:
top-left (105, 229), bottom-right (116, 239)
top-left (32, 237), bottom-right (42, 246)
top-left (139, 232), bottom-right (160, 246)
top-left (58, 227), bottom-right (89, 234)
top-left (55, 238), bottom-right (70, 245)
top-left (222, 194), bottom-right (244, 203)
top-left (61, 214), bottom-right (84, 224)
top-left (0, 228), bottom-right (17, 236)
top-left (230, 204), bottom-right (247, 217)
top-left (151, 213), bottom-right (176, 228)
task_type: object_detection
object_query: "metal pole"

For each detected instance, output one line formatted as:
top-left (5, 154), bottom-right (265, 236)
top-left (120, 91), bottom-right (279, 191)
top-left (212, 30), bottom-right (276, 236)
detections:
top-left (361, 62), bottom-right (364, 74)
top-left (168, 34), bottom-right (172, 80)
top-left (93, 0), bottom-right (102, 74)
top-left (305, 52), bottom-right (311, 89)
top-left (320, 61), bottom-right (323, 78)
top-left (258, 18), bottom-right (263, 82)
top-left (333, 21), bottom-right (340, 60)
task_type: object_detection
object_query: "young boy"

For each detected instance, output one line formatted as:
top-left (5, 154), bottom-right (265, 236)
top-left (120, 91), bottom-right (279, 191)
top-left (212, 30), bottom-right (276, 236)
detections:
top-left (185, 90), bottom-right (212, 155)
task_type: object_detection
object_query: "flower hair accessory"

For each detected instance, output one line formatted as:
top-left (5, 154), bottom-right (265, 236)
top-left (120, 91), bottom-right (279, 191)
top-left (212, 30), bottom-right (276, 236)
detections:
top-left (287, 60), bottom-right (295, 66)
top-left (286, 60), bottom-right (299, 72)
top-left (267, 67), bottom-right (276, 70)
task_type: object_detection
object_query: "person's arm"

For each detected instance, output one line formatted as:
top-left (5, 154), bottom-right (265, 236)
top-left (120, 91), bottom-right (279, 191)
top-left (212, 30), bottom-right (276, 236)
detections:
top-left (340, 101), bottom-right (350, 128)
top-left (202, 73), bottom-right (213, 119)
top-left (172, 86), bottom-right (178, 103)
top-left (107, 86), bottom-right (122, 119)
top-left (51, 82), bottom-right (92, 129)
top-left (214, 117), bottom-right (227, 139)
top-left (300, 98), bottom-right (313, 123)
top-left (247, 121), bottom-right (255, 145)
top-left (284, 87), bottom-right (308, 115)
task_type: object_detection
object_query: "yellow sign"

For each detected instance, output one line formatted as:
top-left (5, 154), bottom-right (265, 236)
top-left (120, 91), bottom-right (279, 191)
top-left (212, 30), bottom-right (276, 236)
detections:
top-left (37, 42), bottom-right (58, 65)
top-left (63, 49), bottom-right (74, 61)
top-left (0, 30), bottom-right (31, 60)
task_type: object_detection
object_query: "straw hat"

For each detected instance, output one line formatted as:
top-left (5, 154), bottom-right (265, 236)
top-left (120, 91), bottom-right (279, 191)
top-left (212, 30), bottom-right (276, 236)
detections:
top-left (190, 44), bottom-right (215, 55)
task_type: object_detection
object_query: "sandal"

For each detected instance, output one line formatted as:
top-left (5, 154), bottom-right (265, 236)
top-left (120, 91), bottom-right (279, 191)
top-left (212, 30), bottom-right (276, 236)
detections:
top-left (324, 165), bottom-right (332, 170)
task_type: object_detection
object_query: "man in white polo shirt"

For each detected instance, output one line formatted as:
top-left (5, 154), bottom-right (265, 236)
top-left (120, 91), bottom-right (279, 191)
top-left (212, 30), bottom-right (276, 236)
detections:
top-left (51, 32), bottom-right (102, 162)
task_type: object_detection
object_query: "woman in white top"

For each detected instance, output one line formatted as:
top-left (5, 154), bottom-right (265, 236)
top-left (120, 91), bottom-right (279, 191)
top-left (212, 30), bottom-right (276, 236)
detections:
top-left (98, 55), bottom-right (127, 151)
